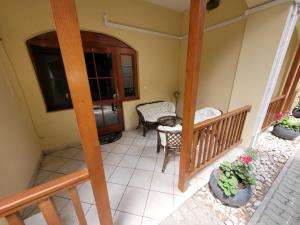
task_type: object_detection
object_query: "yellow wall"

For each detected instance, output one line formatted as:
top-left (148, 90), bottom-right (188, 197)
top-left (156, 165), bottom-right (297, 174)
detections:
top-left (273, 30), bottom-right (299, 98)
top-left (0, 43), bottom-right (41, 199)
top-left (0, 0), bottom-right (181, 150)
top-left (228, 4), bottom-right (292, 145)
top-left (177, 0), bottom-right (247, 115)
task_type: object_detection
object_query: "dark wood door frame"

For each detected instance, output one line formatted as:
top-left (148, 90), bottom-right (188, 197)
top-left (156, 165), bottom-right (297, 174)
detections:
top-left (282, 44), bottom-right (300, 111)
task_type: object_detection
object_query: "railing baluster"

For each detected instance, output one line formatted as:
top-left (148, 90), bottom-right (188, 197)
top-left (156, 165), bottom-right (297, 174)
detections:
top-left (69, 188), bottom-right (88, 225)
top-left (233, 113), bottom-right (242, 143)
top-left (5, 212), bottom-right (25, 225)
top-left (38, 198), bottom-right (63, 225)
top-left (196, 128), bottom-right (205, 167)
top-left (217, 119), bottom-right (226, 154)
top-left (207, 124), bottom-right (217, 161)
top-left (229, 115), bottom-right (238, 147)
top-left (201, 126), bottom-right (210, 165)
top-left (212, 121), bottom-right (222, 157)
top-left (190, 131), bottom-right (200, 171)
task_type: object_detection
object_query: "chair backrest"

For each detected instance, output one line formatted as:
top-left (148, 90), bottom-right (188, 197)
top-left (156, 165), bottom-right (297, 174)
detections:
top-left (137, 101), bottom-right (176, 122)
top-left (166, 132), bottom-right (182, 149)
top-left (194, 107), bottom-right (222, 124)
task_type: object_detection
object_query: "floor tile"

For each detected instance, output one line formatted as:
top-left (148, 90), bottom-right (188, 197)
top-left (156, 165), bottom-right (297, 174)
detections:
top-left (155, 158), bottom-right (174, 175)
top-left (150, 173), bottom-right (174, 194)
top-left (40, 156), bottom-right (68, 172)
top-left (141, 217), bottom-right (159, 225)
top-left (145, 139), bottom-right (157, 147)
top-left (24, 213), bottom-right (47, 225)
top-left (56, 159), bottom-right (83, 174)
top-left (123, 130), bottom-right (138, 138)
top-left (142, 146), bottom-right (159, 158)
top-left (78, 181), bottom-right (95, 204)
top-left (144, 191), bottom-right (174, 220)
top-left (107, 183), bottom-right (126, 209)
top-left (118, 186), bottom-right (148, 215)
top-left (59, 201), bottom-right (91, 225)
top-left (127, 145), bottom-right (144, 156)
top-left (71, 151), bottom-right (85, 161)
top-left (50, 147), bottom-right (80, 159)
top-left (119, 155), bottom-right (139, 168)
top-left (132, 138), bottom-right (147, 147)
top-left (113, 211), bottom-right (142, 225)
top-left (109, 167), bottom-right (134, 185)
top-left (173, 195), bottom-right (186, 210)
top-left (129, 169), bottom-right (153, 189)
top-left (42, 172), bottom-right (65, 184)
top-left (85, 205), bottom-right (115, 225)
top-left (34, 170), bottom-right (52, 185)
top-left (111, 144), bottom-right (130, 154)
top-left (104, 153), bottom-right (124, 166)
top-left (136, 157), bottom-right (156, 171)
top-left (52, 196), bottom-right (70, 212)
top-left (101, 143), bottom-right (117, 152)
top-left (104, 165), bottom-right (116, 181)
top-left (101, 151), bottom-right (109, 160)
top-left (117, 137), bottom-right (135, 145)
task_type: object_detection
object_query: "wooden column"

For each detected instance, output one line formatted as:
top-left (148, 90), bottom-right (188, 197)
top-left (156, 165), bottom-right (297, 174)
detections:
top-left (178, 0), bottom-right (206, 191)
top-left (282, 44), bottom-right (300, 111)
top-left (49, 1), bottom-right (113, 225)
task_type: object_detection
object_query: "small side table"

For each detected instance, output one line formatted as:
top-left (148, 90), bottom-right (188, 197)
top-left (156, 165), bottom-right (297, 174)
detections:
top-left (157, 116), bottom-right (182, 127)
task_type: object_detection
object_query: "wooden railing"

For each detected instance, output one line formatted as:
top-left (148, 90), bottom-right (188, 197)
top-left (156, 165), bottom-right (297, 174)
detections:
top-left (262, 94), bottom-right (286, 130)
top-left (188, 105), bottom-right (251, 176)
top-left (0, 169), bottom-right (89, 225)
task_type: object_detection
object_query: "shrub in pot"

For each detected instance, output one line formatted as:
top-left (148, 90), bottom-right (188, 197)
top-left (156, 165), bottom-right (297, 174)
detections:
top-left (272, 113), bottom-right (300, 140)
top-left (292, 97), bottom-right (300, 118)
top-left (209, 150), bottom-right (257, 207)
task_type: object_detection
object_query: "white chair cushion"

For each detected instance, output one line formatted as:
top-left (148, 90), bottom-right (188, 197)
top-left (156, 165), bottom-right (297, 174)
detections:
top-left (137, 102), bottom-right (176, 122)
top-left (194, 107), bottom-right (221, 124)
top-left (158, 124), bottom-right (182, 147)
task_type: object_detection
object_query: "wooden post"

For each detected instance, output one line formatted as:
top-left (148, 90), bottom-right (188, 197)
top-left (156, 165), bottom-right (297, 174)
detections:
top-left (49, 1), bottom-right (113, 225)
top-left (282, 44), bottom-right (300, 111)
top-left (178, 0), bottom-right (206, 192)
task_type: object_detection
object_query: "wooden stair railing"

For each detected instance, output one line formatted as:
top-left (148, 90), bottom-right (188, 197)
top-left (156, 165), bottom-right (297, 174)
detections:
top-left (188, 105), bottom-right (251, 177)
top-left (0, 169), bottom-right (89, 225)
top-left (262, 94), bottom-right (286, 130)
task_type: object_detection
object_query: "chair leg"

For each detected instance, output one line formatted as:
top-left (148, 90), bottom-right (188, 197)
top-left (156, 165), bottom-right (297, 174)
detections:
top-left (136, 120), bottom-right (141, 129)
top-left (143, 126), bottom-right (147, 137)
top-left (162, 147), bottom-right (169, 173)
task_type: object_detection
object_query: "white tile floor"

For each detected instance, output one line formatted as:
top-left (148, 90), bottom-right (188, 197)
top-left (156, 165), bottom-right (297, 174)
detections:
top-left (24, 129), bottom-right (245, 225)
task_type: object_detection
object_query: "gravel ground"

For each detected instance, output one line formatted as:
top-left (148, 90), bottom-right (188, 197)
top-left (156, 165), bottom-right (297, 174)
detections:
top-left (160, 129), bottom-right (300, 225)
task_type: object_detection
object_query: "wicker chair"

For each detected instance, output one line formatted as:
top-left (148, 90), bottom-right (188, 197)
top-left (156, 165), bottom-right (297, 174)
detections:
top-left (156, 125), bottom-right (182, 172)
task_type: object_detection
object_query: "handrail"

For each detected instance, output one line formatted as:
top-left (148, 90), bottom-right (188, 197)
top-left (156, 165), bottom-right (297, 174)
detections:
top-left (0, 168), bottom-right (89, 217)
top-left (270, 94), bottom-right (286, 104)
top-left (194, 105), bottom-right (251, 130)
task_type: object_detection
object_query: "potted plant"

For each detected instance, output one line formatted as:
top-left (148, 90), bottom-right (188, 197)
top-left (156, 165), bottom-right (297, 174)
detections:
top-left (292, 96), bottom-right (300, 118)
top-left (209, 150), bottom-right (257, 207)
top-left (272, 112), bottom-right (300, 140)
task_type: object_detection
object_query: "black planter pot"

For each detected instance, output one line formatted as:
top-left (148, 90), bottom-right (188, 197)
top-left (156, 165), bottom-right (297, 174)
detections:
top-left (292, 108), bottom-right (300, 118)
top-left (209, 169), bottom-right (252, 207)
top-left (272, 125), bottom-right (300, 140)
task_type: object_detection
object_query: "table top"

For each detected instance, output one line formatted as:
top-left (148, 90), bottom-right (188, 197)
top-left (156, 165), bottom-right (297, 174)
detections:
top-left (157, 116), bottom-right (182, 127)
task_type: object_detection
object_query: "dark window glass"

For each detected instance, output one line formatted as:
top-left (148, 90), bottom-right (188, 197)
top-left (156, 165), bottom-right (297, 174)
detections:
top-left (88, 79), bottom-right (100, 101)
top-left (99, 78), bottom-right (115, 100)
top-left (31, 47), bottom-right (72, 111)
top-left (121, 55), bottom-right (135, 97)
top-left (94, 53), bottom-right (113, 77)
top-left (85, 53), bottom-right (96, 78)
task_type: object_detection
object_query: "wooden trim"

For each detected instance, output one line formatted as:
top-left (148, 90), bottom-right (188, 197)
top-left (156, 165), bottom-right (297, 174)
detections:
top-left (49, 1), bottom-right (113, 225)
top-left (282, 44), bottom-right (300, 111)
top-left (0, 169), bottom-right (89, 217)
top-left (178, 0), bottom-right (206, 192)
top-left (38, 198), bottom-right (63, 225)
top-left (5, 213), bottom-right (25, 225)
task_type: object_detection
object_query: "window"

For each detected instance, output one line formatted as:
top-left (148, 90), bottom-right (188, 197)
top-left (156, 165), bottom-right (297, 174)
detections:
top-left (27, 31), bottom-right (139, 112)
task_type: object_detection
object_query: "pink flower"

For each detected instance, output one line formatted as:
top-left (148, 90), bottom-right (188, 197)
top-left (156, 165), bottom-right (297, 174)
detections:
top-left (275, 113), bottom-right (283, 120)
top-left (240, 155), bottom-right (253, 164)
top-left (283, 111), bottom-right (290, 116)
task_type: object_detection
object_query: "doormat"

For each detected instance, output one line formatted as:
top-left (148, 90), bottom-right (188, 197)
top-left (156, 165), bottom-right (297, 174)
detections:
top-left (99, 132), bottom-right (122, 145)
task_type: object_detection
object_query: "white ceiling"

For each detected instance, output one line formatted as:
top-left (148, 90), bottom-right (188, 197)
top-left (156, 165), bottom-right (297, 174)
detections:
top-left (144, 0), bottom-right (190, 12)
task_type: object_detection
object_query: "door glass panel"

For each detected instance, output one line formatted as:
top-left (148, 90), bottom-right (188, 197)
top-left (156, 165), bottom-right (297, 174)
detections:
top-left (121, 55), bottom-right (135, 97)
top-left (89, 79), bottom-right (100, 101)
top-left (99, 78), bottom-right (115, 100)
top-left (102, 104), bottom-right (119, 126)
top-left (94, 53), bottom-right (113, 77)
top-left (85, 53), bottom-right (96, 78)
top-left (93, 105), bottom-right (104, 128)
